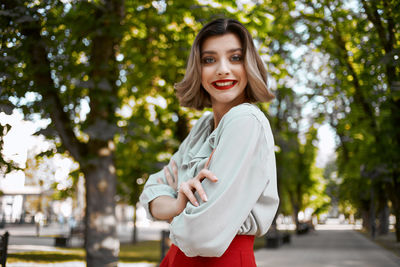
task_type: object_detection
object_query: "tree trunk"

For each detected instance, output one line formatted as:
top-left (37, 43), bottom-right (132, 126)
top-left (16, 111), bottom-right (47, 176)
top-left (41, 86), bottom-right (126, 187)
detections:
top-left (377, 188), bottom-right (389, 236)
top-left (82, 0), bottom-right (124, 265)
top-left (361, 206), bottom-right (370, 231)
top-left (293, 204), bottom-right (300, 232)
top-left (83, 155), bottom-right (119, 266)
top-left (395, 204), bottom-right (400, 242)
top-left (391, 172), bottom-right (400, 242)
top-left (377, 203), bottom-right (389, 236)
top-left (369, 184), bottom-right (376, 239)
top-left (132, 204), bottom-right (138, 244)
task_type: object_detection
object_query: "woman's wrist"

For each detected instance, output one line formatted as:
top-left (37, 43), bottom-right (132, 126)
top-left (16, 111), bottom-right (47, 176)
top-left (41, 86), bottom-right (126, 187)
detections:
top-left (149, 195), bottom-right (181, 221)
top-left (174, 192), bottom-right (187, 216)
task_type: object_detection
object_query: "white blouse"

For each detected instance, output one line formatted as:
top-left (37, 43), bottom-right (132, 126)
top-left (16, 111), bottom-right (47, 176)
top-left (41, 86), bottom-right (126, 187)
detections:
top-left (139, 103), bottom-right (279, 257)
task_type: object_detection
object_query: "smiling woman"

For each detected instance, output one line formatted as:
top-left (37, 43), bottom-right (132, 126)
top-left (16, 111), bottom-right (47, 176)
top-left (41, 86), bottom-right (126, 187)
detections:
top-left (200, 33), bottom-right (248, 124)
top-left (175, 18), bottom-right (274, 112)
top-left (140, 18), bottom-right (279, 267)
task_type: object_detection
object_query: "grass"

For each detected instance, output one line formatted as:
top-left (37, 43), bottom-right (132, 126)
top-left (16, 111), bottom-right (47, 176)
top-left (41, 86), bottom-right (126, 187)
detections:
top-left (8, 236), bottom-right (268, 263)
top-left (7, 241), bottom-right (161, 264)
top-left (7, 248), bottom-right (85, 263)
top-left (254, 236), bottom-right (265, 250)
top-left (119, 240), bottom-right (160, 263)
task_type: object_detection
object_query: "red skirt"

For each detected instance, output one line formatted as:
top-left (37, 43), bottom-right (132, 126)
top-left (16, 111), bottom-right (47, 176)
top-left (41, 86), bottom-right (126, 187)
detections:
top-left (159, 235), bottom-right (256, 267)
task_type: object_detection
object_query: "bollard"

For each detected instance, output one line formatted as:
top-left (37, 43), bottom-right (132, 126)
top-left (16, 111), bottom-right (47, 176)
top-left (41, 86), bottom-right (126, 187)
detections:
top-left (0, 231), bottom-right (9, 267)
top-left (265, 231), bottom-right (282, 248)
top-left (282, 232), bottom-right (291, 244)
top-left (54, 236), bottom-right (69, 247)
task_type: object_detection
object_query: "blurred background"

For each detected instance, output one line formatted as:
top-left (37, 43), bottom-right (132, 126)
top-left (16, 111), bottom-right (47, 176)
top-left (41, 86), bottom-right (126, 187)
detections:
top-left (0, 0), bottom-right (399, 266)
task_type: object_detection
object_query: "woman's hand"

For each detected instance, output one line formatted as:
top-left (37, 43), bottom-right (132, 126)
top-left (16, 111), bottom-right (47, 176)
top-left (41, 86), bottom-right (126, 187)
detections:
top-left (177, 168), bottom-right (218, 208)
top-left (156, 159), bottom-right (218, 217)
top-left (157, 160), bottom-right (179, 191)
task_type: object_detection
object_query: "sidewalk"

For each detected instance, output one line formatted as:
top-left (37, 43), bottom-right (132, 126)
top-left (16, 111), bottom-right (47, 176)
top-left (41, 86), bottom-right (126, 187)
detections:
top-left (7, 262), bottom-right (155, 267)
top-left (5, 223), bottom-right (400, 266)
top-left (3, 221), bottom-right (168, 241)
top-left (3, 222), bottom-right (164, 267)
top-left (4, 221), bottom-right (168, 253)
top-left (255, 227), bottom-right (400, 267)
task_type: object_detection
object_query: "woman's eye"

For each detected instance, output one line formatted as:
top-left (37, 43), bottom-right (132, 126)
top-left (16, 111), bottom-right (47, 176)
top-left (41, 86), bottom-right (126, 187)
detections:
top-left (202, 57), bottom-right (215, 64)
top-left (231, 55), bottom-right (242, 62)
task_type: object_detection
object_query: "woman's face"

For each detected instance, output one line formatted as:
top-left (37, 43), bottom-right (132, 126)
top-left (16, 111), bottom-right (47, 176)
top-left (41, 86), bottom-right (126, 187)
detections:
top-left (200, 33), bottom-right (248, 110)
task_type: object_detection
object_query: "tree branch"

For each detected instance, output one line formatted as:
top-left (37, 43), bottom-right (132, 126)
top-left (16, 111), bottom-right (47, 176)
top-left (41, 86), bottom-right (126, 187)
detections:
top-left (361, 0), bottom-right (388, 52)
top-left (16, 5), bottom-right (87, 162)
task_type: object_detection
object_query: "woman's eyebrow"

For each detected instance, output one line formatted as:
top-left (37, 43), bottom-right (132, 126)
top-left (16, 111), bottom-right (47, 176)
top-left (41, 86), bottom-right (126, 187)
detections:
top-left (201, 48), bottom-right (243, 56)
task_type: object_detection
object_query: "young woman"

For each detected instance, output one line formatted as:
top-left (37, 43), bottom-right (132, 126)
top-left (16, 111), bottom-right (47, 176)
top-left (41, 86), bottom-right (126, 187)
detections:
top-left (139, 18), bottom-right (279, 266)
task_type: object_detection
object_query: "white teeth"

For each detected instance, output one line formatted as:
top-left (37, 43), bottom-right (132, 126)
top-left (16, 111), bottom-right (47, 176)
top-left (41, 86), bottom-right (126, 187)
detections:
top-left (215, 81), bottom-right (234, 86)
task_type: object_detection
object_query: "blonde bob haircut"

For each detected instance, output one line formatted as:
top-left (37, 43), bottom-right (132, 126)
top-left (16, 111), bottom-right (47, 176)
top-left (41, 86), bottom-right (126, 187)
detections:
top-left (175, 18), bottom-right (274, 110)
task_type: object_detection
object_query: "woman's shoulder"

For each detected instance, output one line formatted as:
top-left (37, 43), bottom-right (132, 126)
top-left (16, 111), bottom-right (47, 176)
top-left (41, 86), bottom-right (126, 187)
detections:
top-left (215, 103), bottom-right (274, 146)
top-left (220, 103), bottom-right (269, 127)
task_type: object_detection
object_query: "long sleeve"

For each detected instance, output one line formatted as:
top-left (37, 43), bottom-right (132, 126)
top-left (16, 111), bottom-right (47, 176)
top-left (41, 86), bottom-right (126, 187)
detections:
top-left (139, 146), bottom-right (184, 221)
top-left (169, 107), bottom-right (279, 257)
top-left (139, 113), bottom-right (212, 221)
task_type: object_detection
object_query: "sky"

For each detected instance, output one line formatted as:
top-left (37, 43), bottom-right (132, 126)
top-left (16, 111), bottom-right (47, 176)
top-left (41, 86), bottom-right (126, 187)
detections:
top-left (0, 110), bottom-right (74, 190)
top-left (316, 123), bottom-right (336, 168)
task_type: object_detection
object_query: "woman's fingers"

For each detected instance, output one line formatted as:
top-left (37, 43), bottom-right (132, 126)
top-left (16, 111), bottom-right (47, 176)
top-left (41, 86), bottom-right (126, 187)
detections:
top-left (173, 168), bottom-right (218, 208)
top-left (197, 169), bottom-right (218, 183)
top-left (192, 169), bottom-right (218, 203)
top-left (179, 183), bottom-right (199, 207)
top-left (171, 160), bottom-right (178, 183)
top-left (192, 180), bottom-right (208, 202)
top-left (164, 166), bottom-right (174, 186)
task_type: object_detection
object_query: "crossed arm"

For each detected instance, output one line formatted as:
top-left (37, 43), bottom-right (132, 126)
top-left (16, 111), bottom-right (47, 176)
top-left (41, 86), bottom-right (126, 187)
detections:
top-left (149, 160), bottom-right (218, 221)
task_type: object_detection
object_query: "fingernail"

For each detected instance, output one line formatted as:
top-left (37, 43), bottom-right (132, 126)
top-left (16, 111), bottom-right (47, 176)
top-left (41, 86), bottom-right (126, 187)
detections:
top-left (194, 201), bottom-right (199, 207)
top-left (213, 176), bottom-right (218, 181)
top-left (204, 195), bottom-right (208, 202)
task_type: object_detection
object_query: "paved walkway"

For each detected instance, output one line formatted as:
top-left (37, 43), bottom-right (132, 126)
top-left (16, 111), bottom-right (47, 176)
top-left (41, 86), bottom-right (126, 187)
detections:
top-left (6, 262), bottom-right (155, 267)
top-left (4, 221), bottom-right (168, 253)
top-left (255, 228), bottom-right (400, 267)
top-left (3, 222), bottom-right (165, 266)
top-left (5, 223), bottom-right (400, 266)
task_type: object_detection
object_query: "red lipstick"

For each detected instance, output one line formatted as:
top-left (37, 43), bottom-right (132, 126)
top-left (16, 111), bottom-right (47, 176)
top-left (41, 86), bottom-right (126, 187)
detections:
top-left (212, 80), bottom-right (237, 90)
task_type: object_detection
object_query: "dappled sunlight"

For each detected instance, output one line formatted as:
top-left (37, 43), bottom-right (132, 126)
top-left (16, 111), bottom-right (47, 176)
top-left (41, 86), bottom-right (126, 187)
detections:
top-left (1, 0), bottom-right (399, 265)
top-left (8, 244), bottom-right (69, 253)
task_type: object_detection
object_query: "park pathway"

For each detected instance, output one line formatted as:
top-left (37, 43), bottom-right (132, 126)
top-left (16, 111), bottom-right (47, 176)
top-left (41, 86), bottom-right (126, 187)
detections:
top-left (255, 228), bottom-right (400, 267)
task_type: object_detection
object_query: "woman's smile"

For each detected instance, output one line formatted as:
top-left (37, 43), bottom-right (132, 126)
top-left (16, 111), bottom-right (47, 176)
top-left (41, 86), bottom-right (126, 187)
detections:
top-left (212, 79), bottom-right (238, 90)
top-left (201, 33), bottom-right (248, 113)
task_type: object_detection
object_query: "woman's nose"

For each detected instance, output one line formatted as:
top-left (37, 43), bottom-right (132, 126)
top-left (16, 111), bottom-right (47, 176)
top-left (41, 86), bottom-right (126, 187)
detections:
top-left (217, 59), bottom-right (230, 76)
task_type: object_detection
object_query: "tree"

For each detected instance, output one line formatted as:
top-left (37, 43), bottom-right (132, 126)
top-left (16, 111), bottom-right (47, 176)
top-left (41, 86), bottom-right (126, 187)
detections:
top-left (290, 0), bottom-right (399, 240)
top-left (3, 3), bottom-right (358, 266)
top-left (1, 0), bottom-right (124, 264)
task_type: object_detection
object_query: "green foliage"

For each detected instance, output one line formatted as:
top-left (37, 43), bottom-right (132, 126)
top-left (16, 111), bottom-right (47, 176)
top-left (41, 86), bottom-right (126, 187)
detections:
top-left (113, 1), bottom-right (317, 215)
top-left (2, 0), bottom-right (325, 227)
top-left (307, 164), bottom-right (331, 216)
top-left (51, 169), bottom-right (81, 201)
top-left (2, 0), bottom-right (357, 245)
top-left (289, 0), bottom-right (399, 237)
